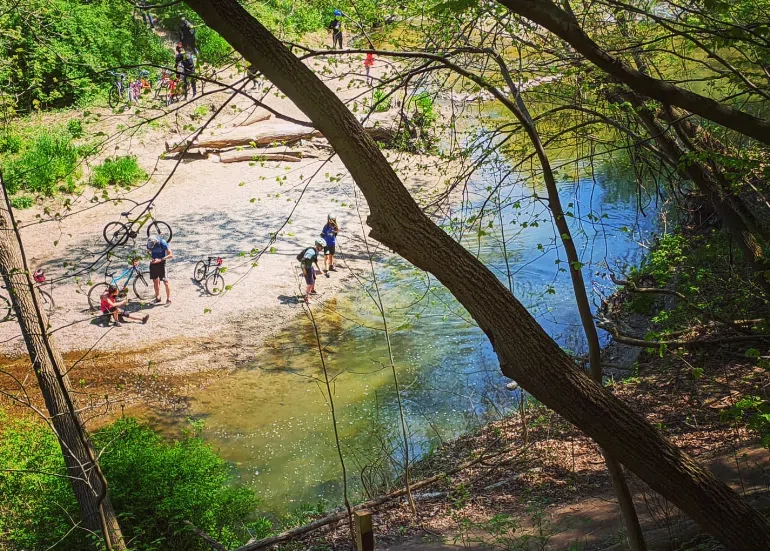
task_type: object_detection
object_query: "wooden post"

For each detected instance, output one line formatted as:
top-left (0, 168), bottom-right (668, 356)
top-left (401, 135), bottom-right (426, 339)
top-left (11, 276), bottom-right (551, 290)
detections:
top-left (354, 510), bottom-right (374, 551)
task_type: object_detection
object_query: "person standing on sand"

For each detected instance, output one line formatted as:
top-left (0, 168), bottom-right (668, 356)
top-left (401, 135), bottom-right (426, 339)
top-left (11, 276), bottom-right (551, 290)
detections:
top-left (364, 52), bottom-right (375, 85)
top-left (299, 238), bottom-right (326, 302)
top-left (328, 10), bottom-right (343, 49)
top-left (321, 214), bottom-right (339, 274)
top-left (179, 16), bottom-right (198, 55)
top-left (147, 236), bottom-right (173, 305)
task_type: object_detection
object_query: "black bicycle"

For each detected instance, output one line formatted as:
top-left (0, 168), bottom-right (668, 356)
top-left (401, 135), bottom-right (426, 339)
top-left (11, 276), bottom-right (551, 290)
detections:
top-left (0, 270), bottom-right (55, 322)
top-left (103, 201), bottom-right (172, 246)
top-left (193, 256), bottom-right (226, 295)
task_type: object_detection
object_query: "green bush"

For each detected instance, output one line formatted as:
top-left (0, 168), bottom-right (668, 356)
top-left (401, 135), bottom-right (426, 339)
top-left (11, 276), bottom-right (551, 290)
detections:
top-left (2, 127), bottom-right (85, 196)
top-left (9, 195), bottom-right (34, 210)
top-left (0, 412), bottom-right (262, 550)
top-left (90, 156), bottom-right (146, 188)
top-left (0, 0), bottom-right (171, 112)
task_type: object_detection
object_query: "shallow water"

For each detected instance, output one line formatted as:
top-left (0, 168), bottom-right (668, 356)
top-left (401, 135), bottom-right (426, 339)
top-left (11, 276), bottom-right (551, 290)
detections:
top-left (145, 158), bottom-right (657, 513)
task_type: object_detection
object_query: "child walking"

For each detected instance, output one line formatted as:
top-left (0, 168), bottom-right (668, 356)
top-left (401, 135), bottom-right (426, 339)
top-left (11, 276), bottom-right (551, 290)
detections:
top-left (321, 213), bottom-right (340, 273)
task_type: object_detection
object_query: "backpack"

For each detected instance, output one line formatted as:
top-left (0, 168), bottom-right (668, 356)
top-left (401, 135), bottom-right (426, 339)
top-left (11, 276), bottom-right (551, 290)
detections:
top-left (296, 247), bottom-right (314, 263)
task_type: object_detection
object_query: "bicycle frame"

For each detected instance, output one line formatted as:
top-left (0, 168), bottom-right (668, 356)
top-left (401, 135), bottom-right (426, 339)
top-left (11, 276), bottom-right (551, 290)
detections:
top-left (107, 265), bottom-right (139, 291)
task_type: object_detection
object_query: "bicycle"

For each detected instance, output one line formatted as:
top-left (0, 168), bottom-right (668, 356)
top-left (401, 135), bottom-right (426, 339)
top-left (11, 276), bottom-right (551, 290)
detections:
top-left (154, 69), bottom-right (172, 103)
top-left (108, 71), bottom-right (129, 108)
top-left (0, 269), bottom-right (55, 322)
top-left (193, 256), bottom-right (226, 295)
top-left (102, 201), bottom-right (172, 246)
top-left (87, 260), bottom-right (152, 311)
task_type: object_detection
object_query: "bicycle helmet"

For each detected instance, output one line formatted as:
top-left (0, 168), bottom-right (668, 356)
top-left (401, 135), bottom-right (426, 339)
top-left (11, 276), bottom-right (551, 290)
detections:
top-left (147, 236), bottom-right (159, 249)
top-left (327, 213), bottom-right (337, 223)
top-left (333, 9), bottom-right (342, 15)
top-left (315, 237), bottom-right (326, 248)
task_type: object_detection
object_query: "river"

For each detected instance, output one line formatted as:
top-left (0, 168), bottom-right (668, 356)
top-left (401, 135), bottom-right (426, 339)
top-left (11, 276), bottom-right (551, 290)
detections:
top-left (144, 133), bottom-right (658, 514)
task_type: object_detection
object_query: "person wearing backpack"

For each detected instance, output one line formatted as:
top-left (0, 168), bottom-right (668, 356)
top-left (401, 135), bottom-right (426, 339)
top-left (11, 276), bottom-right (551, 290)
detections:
top-left (298, 239), bottom-right (326, 302)
top-left (179, 16), bottom-right (198, 55)
top-left (328, 10), bottom-right (343, 49)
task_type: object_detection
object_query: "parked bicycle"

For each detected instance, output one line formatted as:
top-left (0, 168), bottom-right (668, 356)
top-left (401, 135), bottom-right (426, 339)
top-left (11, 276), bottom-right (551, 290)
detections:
top-left (88, 260), bottom-right (152, 311)
top-left (108, 71), bottom-right (129, 108)
top-left (0, 269), bottom-right (55, 321)
top-left (102, 201), bottom-right (172, 246)
top-left (193, 256), bottom-right (226, 295)
top-left (154, 69), bottom-right (172, 103)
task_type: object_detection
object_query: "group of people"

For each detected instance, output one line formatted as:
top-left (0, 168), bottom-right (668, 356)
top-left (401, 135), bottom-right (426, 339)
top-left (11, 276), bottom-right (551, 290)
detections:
top-left (298, 214), bottom-right (340, 303)
top-left (100, 236), bottom-right (173, 327)
top-left (328, 10), bottom-right (376, 85)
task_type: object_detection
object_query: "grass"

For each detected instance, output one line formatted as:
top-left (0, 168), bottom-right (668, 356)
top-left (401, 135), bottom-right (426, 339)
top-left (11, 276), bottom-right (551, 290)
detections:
top-left (90, 155), bottom-right (147, 188)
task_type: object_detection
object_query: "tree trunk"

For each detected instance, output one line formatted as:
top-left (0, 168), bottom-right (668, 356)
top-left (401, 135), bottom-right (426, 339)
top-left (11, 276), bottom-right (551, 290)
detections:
top-left (0, 179), bottom-right (125, 550)
top-left (183, 1), bottom-right (770, 548)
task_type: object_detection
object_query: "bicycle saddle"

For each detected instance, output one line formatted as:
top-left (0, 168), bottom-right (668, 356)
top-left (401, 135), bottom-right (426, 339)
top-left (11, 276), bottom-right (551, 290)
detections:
top-left (121, 211), bottom-right (131, 216)
top-left (106, 272), bottom-right (115, 278)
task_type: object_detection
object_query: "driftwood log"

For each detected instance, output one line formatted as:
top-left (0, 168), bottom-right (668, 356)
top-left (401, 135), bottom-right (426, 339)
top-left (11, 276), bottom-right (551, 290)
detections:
top-left (166, 123), bottom-right (396, 153)
top-left (231, 111), bottom-right (272, 127)
top-left (219, 149), bottom-right (306, 163)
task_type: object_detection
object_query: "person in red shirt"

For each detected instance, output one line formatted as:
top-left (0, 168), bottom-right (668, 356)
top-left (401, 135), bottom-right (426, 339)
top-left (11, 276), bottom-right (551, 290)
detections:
top-left (101, 284), bottom-right (149, 327)
top-left (364, 52), bottom-right (375, 85)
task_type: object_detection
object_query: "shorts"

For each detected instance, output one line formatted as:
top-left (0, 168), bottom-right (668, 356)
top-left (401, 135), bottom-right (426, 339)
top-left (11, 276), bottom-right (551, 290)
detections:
top-left (149, 261), bottom-right (167, 281)
top-left (324, 244), bottom-right (336, 256)
top-left (101, 306), bottom-right (118, 315)
top-left (303, 266), bottom-right (316, 285)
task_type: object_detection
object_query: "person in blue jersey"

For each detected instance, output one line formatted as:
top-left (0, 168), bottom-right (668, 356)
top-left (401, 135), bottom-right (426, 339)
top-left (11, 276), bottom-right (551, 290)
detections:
top-left (147, 236), bottom-right (174, 304)
top-left (320, 213), bottom-right (340, 274)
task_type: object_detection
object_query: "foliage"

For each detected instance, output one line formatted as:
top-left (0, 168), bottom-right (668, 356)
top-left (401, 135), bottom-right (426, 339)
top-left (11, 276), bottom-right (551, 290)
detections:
top-left (721, 394), bottom-right (770, 450)
top-left (90, 155), bottom-right (146, 188)
top-left (0, 413), bottom-right (262, 550)
top-left (0, 0), bottom-right (170, 112)
top-left (453, 499), bottom-right (557, 551)
top-left (9, 195), bottom-right (34, 209)
top-left (2, 123), bottom-right (87, 196)
top-left (372, 88), bottom-right (392, 112)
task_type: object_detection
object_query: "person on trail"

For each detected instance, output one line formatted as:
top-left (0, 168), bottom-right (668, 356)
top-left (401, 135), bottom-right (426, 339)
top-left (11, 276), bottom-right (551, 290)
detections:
top-left (137, 0), bottom-right (155, 29)
top-left (147, 236), bottom-right (173, 304)
top-left (364, 52), bottom-right (375, 85)
top-left (328, 10), bottom-right (343, 49)
top-left (299, 238), bottom-right (326, 302)
top-left (179, 16), bottom-right (197, 55)
top-left (180, 50), bottom-right (197, 98)
top-left (321, 213), bottom-right (339, 274)
top-left (175, 43), bottom-right (185, 66)
top-left (101, 284), bottom-right (149, 327)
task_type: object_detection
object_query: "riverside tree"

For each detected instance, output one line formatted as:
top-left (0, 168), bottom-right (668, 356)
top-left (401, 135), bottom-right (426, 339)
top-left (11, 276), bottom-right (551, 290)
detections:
top-left (182, 0), bottom-right (770, 549)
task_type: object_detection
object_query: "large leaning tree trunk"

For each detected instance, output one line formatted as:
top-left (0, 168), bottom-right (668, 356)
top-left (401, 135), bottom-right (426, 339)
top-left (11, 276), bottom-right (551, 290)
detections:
top-left (183, 1), bottom-right (770, 548)
top-left (0, 179), bottom-right (126, 550)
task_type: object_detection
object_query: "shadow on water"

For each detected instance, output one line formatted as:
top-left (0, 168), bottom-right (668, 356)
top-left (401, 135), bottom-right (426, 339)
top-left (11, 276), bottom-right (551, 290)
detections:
top-left (140, 162), bottom-right (658, 514)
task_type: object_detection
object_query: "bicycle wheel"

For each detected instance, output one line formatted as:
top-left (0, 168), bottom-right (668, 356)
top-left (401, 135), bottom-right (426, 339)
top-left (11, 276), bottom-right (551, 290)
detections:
top-left (0, 294), bottom-right (12, 322)
top-left (193, 261), bottom-right (207, 283)
top-left (88, 283), bottom-right (109, 312)
top-left (108, 86), bottom-right (124, 108)
top-left (133, 271), bottom-right (153, 301)
top-left (38, 289), bottom-right (55, 316)
top-left (147, 221), bottom-right (172, 243)
top-left (205, 273), bottom-right (225, 295)
top-left (103, 221), bottom-right (131, 246)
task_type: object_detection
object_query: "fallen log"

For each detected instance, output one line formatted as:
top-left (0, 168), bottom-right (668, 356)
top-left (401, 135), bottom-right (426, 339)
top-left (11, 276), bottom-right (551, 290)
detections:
top-left (232, 111), bottom-right (272, 127)
top-left (219, 150), bottom-right (304, 163)
top-left (166, 123), bottom-right (396, 153)
top-left (234, 445), bottom-right (528, 551)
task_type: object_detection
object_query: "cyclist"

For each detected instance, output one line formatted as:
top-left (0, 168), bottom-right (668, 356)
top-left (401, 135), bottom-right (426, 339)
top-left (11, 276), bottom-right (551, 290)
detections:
top-left (328, 10), bottom-right (343, 49)
top-left (320, 213), bottom-right (339, 274)
top-left (100, 284), bottom-right (150, 327)
top-left (147, 236), bottom-right (173, 305)
top-left (179, 16), bottom-right (198, 55)
top-left (299, 238), bottom-right (326, 302)
top-left (180, 50), bottom-right (197, 99)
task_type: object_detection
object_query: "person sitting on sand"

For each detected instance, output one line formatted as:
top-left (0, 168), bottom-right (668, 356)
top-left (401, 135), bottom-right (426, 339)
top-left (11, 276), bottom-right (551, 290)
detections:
top-left (299, 238), bottom-right (326, 302)
top-left (101, 284), bottom-right (149, 327)
top-left (321, 213), bottom-right (339, 273)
